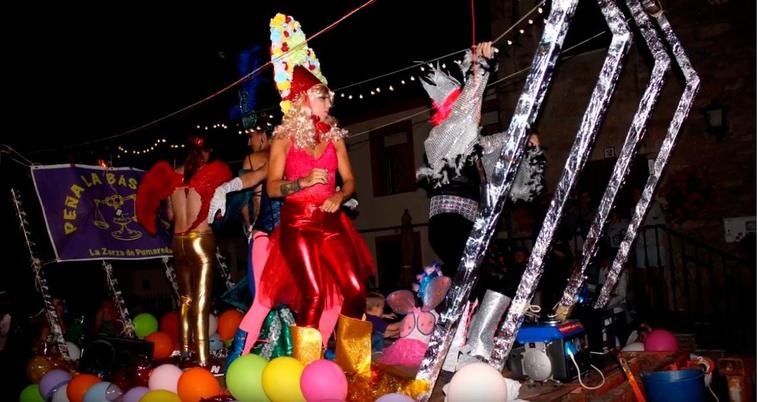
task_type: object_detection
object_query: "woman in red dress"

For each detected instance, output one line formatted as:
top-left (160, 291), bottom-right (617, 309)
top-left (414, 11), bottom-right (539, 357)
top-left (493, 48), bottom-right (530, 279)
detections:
top-left (259, 65), bottom-right (375, 374)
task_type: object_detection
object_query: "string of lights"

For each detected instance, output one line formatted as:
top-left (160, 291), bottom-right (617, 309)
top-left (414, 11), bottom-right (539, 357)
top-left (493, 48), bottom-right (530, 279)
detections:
top-left (111, 4), bottom-right (548, 159)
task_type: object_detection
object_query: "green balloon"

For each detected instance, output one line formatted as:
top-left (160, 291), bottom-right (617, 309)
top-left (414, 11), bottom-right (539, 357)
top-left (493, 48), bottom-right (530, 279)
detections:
top-left (226, 354), bottom-right (270, 402)
top-left (19, 384), bottom-right (44, 402)
top-left (133, 313), bottom-right (158, 338)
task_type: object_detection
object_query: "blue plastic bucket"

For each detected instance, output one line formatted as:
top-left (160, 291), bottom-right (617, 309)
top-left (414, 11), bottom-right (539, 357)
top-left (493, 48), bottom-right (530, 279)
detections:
top-left (642, 368), bottom-right (705, 402)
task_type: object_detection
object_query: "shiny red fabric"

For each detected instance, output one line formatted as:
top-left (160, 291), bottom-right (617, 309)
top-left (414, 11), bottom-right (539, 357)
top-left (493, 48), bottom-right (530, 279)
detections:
top-left (258, 201), bottom-right (375, 327)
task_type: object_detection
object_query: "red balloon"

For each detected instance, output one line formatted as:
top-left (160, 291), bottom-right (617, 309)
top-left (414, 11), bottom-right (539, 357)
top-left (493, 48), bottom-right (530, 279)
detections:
top-left (146, 331), bottom-right (174, 360)
top-left (67, 374), bottom-right (101, 402)
top-left (217, 310), bottom-right (243, 341)
top-left (160, 311), bottom-right (179, 341)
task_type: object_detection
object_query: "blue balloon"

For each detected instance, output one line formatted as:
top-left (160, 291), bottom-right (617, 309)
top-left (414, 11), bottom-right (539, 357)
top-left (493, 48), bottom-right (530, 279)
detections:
top-left (82, 382), bottom-right (123, 402)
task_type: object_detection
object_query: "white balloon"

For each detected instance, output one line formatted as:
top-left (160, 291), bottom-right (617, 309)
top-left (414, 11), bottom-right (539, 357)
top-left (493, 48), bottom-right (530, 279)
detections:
top-left (622, 342), bottom-right (645, 352)
top-left (446, 363), bottom-right (508, 402)
top-left (208, 313), bottom-right (218, 336)
top-left (51, 383), bottom-right (70, 402)
top-left (65, 341), bottom-right (81, 360)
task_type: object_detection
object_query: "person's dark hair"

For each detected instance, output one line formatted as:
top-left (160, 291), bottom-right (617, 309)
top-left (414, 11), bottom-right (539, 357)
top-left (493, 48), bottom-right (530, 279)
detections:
top-left (183, 135), bottom-right (212, 183)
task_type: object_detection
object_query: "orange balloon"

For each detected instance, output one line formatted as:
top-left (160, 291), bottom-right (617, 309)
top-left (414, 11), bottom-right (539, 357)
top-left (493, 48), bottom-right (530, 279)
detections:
top-left (177, 367), bottom-right (221, 402)
top-left (26, 355), bottom-right (54, 383)
top-left (66, 374), bottom-right (101, 402)
top-left (146, 331), bottom-right (174, 360)
top-left (217, 309), bottom-right (243, 341)
top-left (160, 311), bottom-right (180, 340)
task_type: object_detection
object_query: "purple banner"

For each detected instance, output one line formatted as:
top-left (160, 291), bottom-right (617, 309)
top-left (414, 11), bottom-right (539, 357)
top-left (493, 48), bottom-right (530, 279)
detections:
top-left (31, 164), bottom-right (172, 261)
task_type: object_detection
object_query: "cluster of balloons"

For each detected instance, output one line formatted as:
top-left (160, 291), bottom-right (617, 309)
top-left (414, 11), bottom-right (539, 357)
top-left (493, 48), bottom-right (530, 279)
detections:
top-left (227, 354), bottom-right (348, 402)
top-left (138, 309), bottom-right (244, 361)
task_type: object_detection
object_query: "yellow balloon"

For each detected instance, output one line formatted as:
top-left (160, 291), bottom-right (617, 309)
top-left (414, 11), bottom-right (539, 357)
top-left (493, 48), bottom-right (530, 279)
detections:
top-left (139, 390), bottom-right (181, 402)
top-left (261, 357), bottom-right (305, 402)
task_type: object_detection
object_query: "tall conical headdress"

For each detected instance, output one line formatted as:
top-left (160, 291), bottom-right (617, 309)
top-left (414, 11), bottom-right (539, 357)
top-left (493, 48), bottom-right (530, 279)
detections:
top-left (270, 13), bottom-right (328, 114)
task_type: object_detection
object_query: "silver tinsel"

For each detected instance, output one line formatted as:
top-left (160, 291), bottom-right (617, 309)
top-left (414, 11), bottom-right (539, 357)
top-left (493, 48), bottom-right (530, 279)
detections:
top-left (101, 260), bottom-right (136, 337)
top-left (414, 1), bottom-right (578, 397)
top-left (555, 0), bottom-right (672, 319)
top-left (489, 0), bottom-right (632, 369)
top-left (596, 0), bottom-right (701, 308)
top-left (11, 189), bottom-right (71, 362)
top-left (162, 256), bottom-right (181, 305)
top-left (215, 247), bottom-right (235, 290)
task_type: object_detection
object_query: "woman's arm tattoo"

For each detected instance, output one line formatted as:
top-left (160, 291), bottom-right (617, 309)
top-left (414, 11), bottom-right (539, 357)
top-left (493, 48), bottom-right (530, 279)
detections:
top-left (280, 178), bottom-right (302, 196)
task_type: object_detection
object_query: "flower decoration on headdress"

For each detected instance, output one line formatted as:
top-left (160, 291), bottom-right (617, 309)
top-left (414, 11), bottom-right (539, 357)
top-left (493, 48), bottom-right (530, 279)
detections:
top-left (270, 13), bottom-right (328, 114)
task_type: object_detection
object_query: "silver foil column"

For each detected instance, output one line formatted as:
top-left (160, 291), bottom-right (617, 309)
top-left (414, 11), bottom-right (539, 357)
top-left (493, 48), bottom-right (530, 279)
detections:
top-left (162, 256), bottom-right (181, 304)
top-left (216, 247), bottom-right (235, 290)
top-left (489, 0), bottom-right (633, 369)
top-left (555, 0), bottom-right (671, 319)
top-left (596, 1), bottom-right (701, 308)
top-left (414, 0), bottom-right (579, 397)
top-left (11, 189), bottom-right (71, 362)
top-left (101, 260), bottom-right (136, 337)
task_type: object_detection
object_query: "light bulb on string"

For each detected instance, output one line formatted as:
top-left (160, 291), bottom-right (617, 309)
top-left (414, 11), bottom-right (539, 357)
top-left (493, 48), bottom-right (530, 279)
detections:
top-left (376, 87), bottom-right (381, 93)
top-left (528, 19), bottom-right (534, 24)
top-left (538, 7), bottom-right (543, 13)
top-left (401, 79), bottom-right (406, 85)
top-left (410, 76), bottom-right (415, 81)
top-left (519, 29), bottom-right (525, 34)
top-left (507, 40), bottom-right (513, 45)
top-left (389, 85), bottom-right (394, 91)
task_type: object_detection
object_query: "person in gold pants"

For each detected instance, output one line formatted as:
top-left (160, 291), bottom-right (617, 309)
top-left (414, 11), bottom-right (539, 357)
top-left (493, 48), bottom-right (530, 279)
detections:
top-left (137, 134), bottom-right (231, 366)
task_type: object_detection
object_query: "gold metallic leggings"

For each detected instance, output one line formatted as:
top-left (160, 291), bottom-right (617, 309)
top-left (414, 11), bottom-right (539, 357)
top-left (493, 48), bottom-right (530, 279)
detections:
top-left (173, 231), bottom-right (215, 366)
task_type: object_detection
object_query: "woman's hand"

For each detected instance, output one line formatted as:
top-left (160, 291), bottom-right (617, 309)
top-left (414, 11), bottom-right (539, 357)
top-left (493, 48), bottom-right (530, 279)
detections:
top-left (528, 133), bottom-right (540, 147)
top-left (320, 192), bottom-right (343, 213)
top-left (476, 41), bottom-right (497, 60)
top-left (300, 168), bottom-right (328, 188)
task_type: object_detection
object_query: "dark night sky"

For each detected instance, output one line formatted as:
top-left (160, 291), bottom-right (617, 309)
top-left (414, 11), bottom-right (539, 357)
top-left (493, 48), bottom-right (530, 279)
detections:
top-left (3, 0), bottom-right (495, 162)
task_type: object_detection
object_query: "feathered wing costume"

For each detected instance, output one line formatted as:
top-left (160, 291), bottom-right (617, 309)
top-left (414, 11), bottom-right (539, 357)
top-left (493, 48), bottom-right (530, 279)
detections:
top-left (417, 49), bottom-right (545, 279)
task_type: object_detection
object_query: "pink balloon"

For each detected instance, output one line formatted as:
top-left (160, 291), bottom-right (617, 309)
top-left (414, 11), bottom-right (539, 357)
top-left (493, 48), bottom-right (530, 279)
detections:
top-left (644, 329), bottom-right (679, 352)
top-left (300, 359), bottom-right (347, 402)
top-left (148, 364), bottom-right (183, 393)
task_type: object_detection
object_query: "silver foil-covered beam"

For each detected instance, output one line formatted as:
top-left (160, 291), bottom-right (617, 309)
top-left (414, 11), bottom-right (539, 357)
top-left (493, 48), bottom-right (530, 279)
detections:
top-left (489, 0), bottom-right (633, 369)
top-left (162, 256), bottom-right (181, 304)
top-left (596, 0), bottom-right (701, 308)
top-left (414, 0), bottom-right (579, 397)
top-left (101, 260), bottom-right (136, 337)
top-left (11, 188), bottom-right (71, 362)
top-left (555, 0), bottom-right (671, 319)
top-left (216, 247), bottom-right (235, 290)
